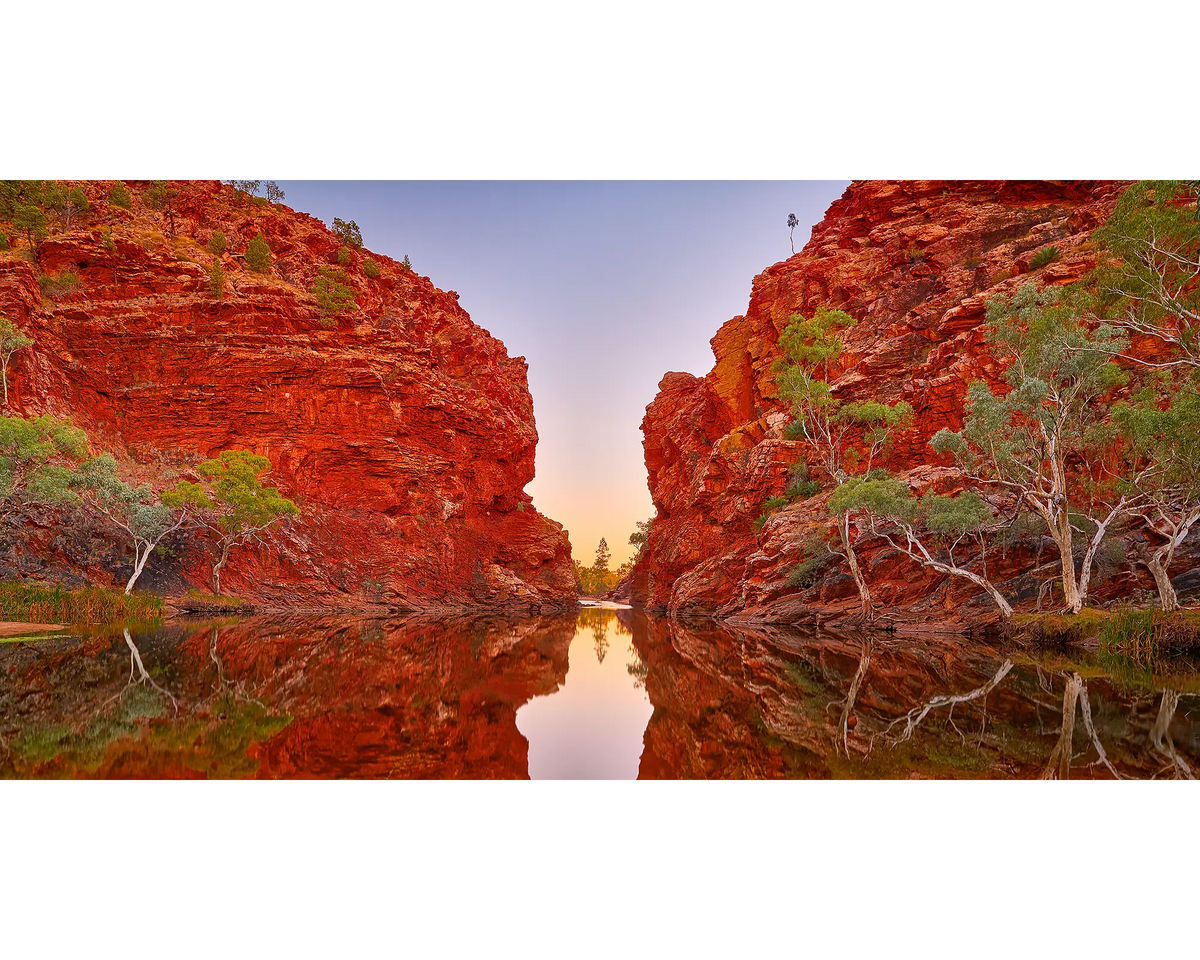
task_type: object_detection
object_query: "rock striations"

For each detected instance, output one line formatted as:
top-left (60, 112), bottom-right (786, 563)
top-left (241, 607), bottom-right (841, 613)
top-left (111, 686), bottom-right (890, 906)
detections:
top-left (628, 180), bottom-right (1198, 627)
top-left (0, 180), bottom-right (575, 609)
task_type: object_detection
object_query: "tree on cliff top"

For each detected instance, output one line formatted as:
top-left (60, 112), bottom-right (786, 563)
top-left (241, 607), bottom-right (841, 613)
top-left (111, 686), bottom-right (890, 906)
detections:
top-left (332, 217), bottom-right (363, 249)
top-left (788, 213), bottom-right (799, 254)
top-left (195, 450), bottom-right (299, 596)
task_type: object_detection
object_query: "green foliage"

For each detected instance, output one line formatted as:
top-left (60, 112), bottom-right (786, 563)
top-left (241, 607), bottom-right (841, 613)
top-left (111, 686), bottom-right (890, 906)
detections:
top-left (101, 227), bottom-right (116, 256)
top-left (775, 308), bottom-right (912, 485)
top-left (786, 536), bottom-right (832, 589)
top-left (778, 306), bottom-right (856, 375)
top-left (72, 453), bottom-right (209, 543)
top-left (196, 450), bottom-right (299, 534)
top-left (0, 232), bottom-right (7, 251)
top-left (38, 269), bottom-right (81, 299)
top-left (628, 517), bottom-right (654, 559)
top-left (208, 258), bottom-right (226, 299)
top-left (1111, 375), bottom-right (1200, 495)
top-left (108, 181), bottom-right (132, 209)
top-left (401, 254), bottom-right (413, 272)
top-left (207, 231), bottom-right (227, 255)
top-left (1, 317), bottom-right (35, 404)
top-left (336, 245), bottom-right (351, 266)
top-left (363, 258), bottom-right (381, 279)
top-left (311, 267), bottom-right (356, 323)
top-left (265, 181), bottom-right (285, 204)
top-left (46, 183), bottom-right (89, 227)
top-left (761, 495), bottom-right (789, 513)
top-left (13, 202), bottom-right (48, 248)
top-left (0, 414), bottom-right (88, 508)
top-left (575, 538), bottom-right (620, 595)
top-left (245, 232), bottom-right (272, 273)
top-left (1091, 180), bottom-right (1200, 364)
top-left (228, 179), bottom-right (262, 197)
top-left (332, 217), bottom-right (363, 248)
top-left (783, 461), bottom-right (817, 499)
top-left (931, 282), bottom-right (1130, 488)
top-left (144, 181), bottom-right (177, 237)
top-left (1029, 245), bottom-right (1060, 269)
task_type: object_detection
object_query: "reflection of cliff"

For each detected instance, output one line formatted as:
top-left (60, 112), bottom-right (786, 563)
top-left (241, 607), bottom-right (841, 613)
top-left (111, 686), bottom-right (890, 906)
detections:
top-left (1, 180), bottom-right (574, 608)
top-left (0, 615), bottom-right (574, 779)
top-left (627, 180), bottom-right (1200, 622)
top-left (622, 611), bottom-right (1200, 779)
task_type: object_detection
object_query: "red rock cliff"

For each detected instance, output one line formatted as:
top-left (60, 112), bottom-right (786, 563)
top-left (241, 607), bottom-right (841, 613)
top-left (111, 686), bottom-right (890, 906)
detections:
top-left (630, 180), bottom-right (1199, 623)
top-left (0, 180), bottom-right (575, 608)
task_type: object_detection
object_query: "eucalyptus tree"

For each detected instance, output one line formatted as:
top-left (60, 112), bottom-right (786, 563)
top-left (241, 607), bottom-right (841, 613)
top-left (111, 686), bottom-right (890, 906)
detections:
top-left (1090, 180), bottom-right (1200, 369)
top-left (71, 454), bottom-right (212, 594)
top-left (787, 212), bottom-right (799, 254)
top-left (1110, 374), bottom-right (1200, 611)
top-left (831, 477), bottom-right (1015, 618)
top-left (931, 283), bottom-right (1137, 614)
top-left (0, 317), bottom-right (33, 406)
top-left (775, 307), bottom-right (913, 620)
top-left (0, 414), bottom-right (89, 523)
top-left (195, 450), bottom-right (299, 595)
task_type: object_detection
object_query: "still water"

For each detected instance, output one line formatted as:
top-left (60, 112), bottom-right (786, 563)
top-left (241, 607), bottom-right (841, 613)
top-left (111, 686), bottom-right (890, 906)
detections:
top-left (2, 604), bottom-right (1197, 779)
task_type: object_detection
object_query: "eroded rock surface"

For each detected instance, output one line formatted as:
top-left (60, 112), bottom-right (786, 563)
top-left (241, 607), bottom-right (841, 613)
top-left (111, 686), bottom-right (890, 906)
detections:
top-left (0, 181), bottom-right (574, 608)
top-left (628, 180), bottom-right (1198, 624)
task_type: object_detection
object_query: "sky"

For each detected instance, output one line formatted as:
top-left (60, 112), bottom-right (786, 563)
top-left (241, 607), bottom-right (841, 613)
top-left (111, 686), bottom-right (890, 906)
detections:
top-left (277, 181), bottom-right (850, 566)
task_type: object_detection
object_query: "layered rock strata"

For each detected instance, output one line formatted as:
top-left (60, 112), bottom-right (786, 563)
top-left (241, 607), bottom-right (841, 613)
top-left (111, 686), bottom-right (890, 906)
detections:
top-left (628, 180), bottom-right (1199, 625)
top-left (1, 181), bottom-right (574, 608)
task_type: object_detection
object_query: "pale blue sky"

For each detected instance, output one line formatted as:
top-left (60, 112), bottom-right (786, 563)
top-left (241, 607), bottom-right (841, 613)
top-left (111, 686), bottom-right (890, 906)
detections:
top-left (277, 181), bottom-right (850, 564)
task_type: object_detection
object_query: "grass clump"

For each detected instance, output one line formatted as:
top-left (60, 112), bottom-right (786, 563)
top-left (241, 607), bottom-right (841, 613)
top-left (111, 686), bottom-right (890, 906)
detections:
top-left (38, 269), bottom-right (81, 299)
top-left (1030, 245), bottom-right (1061, 270)
top-left (905, 243), bottom-right (926, 263)
top-left (363, 258), bottom-right (381, 279)
top-left (783, 462), bottom-right (819, 500)
top-left (0, 582), bottom-right (164, 625)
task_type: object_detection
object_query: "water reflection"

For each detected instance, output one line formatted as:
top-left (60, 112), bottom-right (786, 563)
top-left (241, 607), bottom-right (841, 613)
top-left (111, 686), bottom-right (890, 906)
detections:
top-left (515, 606), bottom-right (652, 779)
top-left (1, 608), bottom-right (1197, 778)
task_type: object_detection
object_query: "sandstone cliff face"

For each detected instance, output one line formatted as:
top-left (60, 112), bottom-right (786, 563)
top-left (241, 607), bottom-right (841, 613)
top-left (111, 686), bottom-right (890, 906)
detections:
top-left (630, 180), bottom-right (1198, 622)
top-left (0, 181), bottom-right (574, 608)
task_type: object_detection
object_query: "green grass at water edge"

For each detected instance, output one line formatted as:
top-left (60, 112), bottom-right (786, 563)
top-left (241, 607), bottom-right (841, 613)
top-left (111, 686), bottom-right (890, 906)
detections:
top-left (0, 582), bottom-right (164, 625)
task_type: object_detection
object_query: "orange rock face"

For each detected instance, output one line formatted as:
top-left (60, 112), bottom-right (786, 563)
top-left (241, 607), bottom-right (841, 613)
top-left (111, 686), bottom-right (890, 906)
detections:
top-left (629, 180), bottom-right (1199, 622)
top-left (0, 181), bottom-right (575, 608)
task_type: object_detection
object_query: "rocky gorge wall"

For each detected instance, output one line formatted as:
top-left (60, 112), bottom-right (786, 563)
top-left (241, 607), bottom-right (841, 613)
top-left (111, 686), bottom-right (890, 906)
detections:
top-left (627, 180), bottom-right (1200, 627)
top-left (0, 181), bottom-right (575, 609)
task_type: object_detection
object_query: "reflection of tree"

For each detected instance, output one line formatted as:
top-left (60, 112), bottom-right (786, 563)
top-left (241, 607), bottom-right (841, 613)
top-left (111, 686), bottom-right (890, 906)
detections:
top-left (207, 626), bottom-right (266, 708)
top-left (593, 622), bottom-right (608, 663)
top-left (1041, 673), bottom-right (1127, 780)
top-left (830, 638), bottom-right (873, 756)
top-left (883, 659), bottom-right (1014, 745)
top-left (1151, 690), bottom-right (1195, 780)
top-left (626, 648), bottom-right (649, 689)
top-left (120, 628), bottom-right (178, 712)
